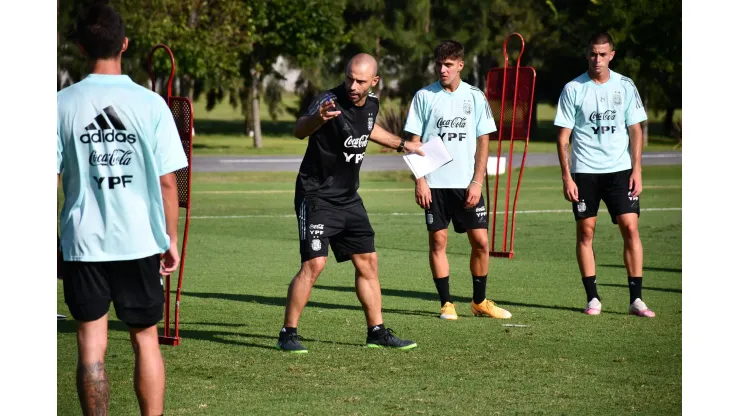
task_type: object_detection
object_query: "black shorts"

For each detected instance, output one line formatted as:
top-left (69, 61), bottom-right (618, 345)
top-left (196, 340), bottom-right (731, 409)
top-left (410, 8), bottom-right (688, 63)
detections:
top-left (295, 197), bottom-right (375, 263)
top-left (425, 188), bottom-right (488, 233)
top-left (571, 169), bottom-right (640, 224)
top-left (62, 254), bottom-right (163, 328)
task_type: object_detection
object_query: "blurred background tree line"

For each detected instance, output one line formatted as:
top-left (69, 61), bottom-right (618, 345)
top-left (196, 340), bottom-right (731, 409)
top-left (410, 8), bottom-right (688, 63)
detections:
top-left (58, 0), bottom-right (681, 148)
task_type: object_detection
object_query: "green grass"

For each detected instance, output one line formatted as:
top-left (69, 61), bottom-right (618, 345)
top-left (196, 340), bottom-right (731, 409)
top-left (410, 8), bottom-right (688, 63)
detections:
top-left (57, 165), bottom-right (682, 415)
top-left (189, 96), bottom-right (682, 156)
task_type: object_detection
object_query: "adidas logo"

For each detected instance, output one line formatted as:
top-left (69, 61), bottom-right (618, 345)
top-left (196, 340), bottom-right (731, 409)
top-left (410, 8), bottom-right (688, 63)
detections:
top-left (79, 105), bottom-right (137, 144)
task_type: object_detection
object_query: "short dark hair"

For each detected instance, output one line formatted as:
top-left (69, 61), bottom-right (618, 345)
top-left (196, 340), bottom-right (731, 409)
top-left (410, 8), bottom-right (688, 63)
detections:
top-left (434, 40), bottom-right (465, 62)
top-left (588, 32), bottom-right (614, 49)
top-left (75, 2), bottom-right (126, 60)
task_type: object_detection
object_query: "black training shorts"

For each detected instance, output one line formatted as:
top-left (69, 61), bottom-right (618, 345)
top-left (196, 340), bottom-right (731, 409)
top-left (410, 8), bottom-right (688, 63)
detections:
top-left (571, 169), bottom-right (640, 224)
top-left (425, 188), bottom-right (488, 234)
top-left (295, 197), bottom-right (376, 263)
top-left (62, 254), bottom-right (163, 327)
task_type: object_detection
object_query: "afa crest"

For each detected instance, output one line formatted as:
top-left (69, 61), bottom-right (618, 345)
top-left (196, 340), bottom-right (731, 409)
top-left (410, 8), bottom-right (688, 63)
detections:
top-left (612, 91), bottom-right (622, 106)
top-left (463, 100), bottom-right (472, 115)
top-left (311, 239), bottom-right (322, 251)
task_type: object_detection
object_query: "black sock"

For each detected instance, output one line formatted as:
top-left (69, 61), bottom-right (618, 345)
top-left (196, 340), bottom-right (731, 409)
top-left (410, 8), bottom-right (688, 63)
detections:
top-left (434, 277), bottom-right (452, 306)
top-left (368, 323), bottom-right (385, 337)
top-left (628, 276), bottom-right (643, 303)
top-left (472, 275), bottom-right (487, 304)
top-left (281, 327), bottom-right (297, 335)
top-left (582, 276), bottom-right (600, 302)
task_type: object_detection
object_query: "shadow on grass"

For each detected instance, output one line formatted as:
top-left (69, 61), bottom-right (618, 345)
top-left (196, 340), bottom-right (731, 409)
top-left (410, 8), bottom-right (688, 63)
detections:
top-left (599, 283), bottom-right (682, 294)
top-left (56, 318), bottom-right (364, 349)
top-left (182, 291), bottom-right (439, 319)
top-left (599, 263), bottom-right (682, 274)
top-left (313, 284), bottom-right (621, 315)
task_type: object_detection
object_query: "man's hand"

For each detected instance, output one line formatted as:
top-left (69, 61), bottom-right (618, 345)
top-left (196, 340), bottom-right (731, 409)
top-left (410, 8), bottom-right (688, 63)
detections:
top-left (317, 99), bottom-right (341, 122)
top-left (403, 140), bottom-right (425, 156)
top-left (465, 181), bottom-right (482, 209)
top-left (160, 242), bottom-right (181, 276)
top-left (562, 177), bottom-right (579, 202)
top-left (415, 179), bottom-right (432, 209)
top-left (629, 170), bottom-right (643, 198)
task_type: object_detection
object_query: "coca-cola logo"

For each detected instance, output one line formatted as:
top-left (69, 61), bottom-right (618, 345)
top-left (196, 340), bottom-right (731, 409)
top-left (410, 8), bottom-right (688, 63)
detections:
top-left (344, 135), bottom-right (369, 149)
top-left (436, 117), bottom-right (467, 128)
top-left (589, 110), bottom-right (616, 122)
top-left (89, 149), bottom-right (133, 166)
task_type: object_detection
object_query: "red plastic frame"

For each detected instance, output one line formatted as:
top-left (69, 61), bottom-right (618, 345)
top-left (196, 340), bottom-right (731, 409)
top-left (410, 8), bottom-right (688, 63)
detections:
top-left (147, 44), bottom-right (194, 346)
top-left (485, 33), bottom-right (537, 259)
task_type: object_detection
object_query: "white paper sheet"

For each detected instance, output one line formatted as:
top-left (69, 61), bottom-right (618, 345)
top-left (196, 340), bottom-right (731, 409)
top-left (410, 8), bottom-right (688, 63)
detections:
top-left (402, 136), bottom-right (453, 179)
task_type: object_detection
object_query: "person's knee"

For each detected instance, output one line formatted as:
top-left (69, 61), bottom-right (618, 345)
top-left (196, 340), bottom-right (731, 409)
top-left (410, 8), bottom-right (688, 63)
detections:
top-left (299, 257), bottom-right (327, 283)
top-left (429, 232), bottom-right (447, 253)
top-left (129, 325), bottom-right (160, 353)
top-left (354, 253), bottom-right (378, 279)
top-left (470, 232), bottom-right (488, 252)
top-left (77, 318), bottom-right (109, 359)
top-left (577, 221), bottom-right (596, 244)
top-left (619, 219), bottom-right (640, 241)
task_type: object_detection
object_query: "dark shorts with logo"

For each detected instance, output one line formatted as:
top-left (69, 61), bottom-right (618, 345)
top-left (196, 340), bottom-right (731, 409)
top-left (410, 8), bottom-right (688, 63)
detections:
top-left (295, 197), bottom-right (376, 263)
top-left (425, 188), bottom-right (488, 233)
top-left (571, 169), bottom-right (640, 224)
top-left (62, 254), bottom-right (163, 327)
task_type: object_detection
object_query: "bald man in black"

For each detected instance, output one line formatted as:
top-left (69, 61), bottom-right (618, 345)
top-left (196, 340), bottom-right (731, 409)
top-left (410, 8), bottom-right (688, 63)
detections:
top-left (277, 54), bottom-right (423, 353)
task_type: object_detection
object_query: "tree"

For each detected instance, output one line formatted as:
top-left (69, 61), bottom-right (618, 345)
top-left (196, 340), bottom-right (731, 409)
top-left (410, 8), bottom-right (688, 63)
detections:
top-left (230, 0), bottom-right (348, 148)
top-left (114, 0), bottom-right (256, 100)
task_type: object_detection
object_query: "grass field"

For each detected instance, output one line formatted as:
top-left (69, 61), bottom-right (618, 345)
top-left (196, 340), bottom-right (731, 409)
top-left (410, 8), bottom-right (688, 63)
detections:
top-left (189, 94), bottom-right (682, 156)
top-left (56, 165), bottom-right (682, 415)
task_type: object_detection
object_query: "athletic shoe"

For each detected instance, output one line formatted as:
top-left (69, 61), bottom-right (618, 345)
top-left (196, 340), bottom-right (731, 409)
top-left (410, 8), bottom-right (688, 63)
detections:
top-left (366, 328), bottom-right (417, 350)
top-left (276, 332), bottom-right (308, 353)
top-left (440, 302), bottom-right (458, 320)
top-left (629, 298), bottom-right (656, 318)
top-left (584, 298), bottom-right (602, 315)
top-left (471, 299), bottom-right (512, 319)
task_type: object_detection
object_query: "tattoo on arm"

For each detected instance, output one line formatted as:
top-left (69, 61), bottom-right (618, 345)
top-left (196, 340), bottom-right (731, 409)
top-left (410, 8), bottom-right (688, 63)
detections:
top-left (77, 360), bottom-right (109, 416)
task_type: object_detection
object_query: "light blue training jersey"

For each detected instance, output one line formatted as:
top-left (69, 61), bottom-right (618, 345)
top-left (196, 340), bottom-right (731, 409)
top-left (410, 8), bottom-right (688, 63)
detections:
top-left (404, 80), bottom-right (496, 189)
top-left (57, 74), bottom-right (188, 262)
top-left (554, 69), bottom-right (648, 174)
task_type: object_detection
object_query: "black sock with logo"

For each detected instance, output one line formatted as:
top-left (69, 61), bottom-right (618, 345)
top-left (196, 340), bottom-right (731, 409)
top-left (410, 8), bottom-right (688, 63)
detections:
top-left (367, 323), bottom-right (386, 338)
top-left (472, 275), bottom-right (487, 304)
top-left (582, 276), bottom-right (600, 302)
top-left (434, 277), bottom-right (452, 306)
top-left (628, 276), bottom-right (643, 304)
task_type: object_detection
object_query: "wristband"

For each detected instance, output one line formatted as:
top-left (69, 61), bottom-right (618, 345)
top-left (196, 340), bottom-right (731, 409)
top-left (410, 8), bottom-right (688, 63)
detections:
top-left (471, 180), bottom-right (483, 187)
top-left (396, 138), bottom-right (406, 153)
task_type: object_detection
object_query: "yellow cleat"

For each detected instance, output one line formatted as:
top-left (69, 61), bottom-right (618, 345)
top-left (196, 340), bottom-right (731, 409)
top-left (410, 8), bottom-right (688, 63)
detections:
top-left (471, 299), bottom-right (512, 319)
top-left (440, 302), bottom-right (458, 320)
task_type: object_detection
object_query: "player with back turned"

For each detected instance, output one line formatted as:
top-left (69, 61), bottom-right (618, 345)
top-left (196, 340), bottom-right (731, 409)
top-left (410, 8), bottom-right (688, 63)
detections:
top-left (57, 3), bottom-right (188, 415)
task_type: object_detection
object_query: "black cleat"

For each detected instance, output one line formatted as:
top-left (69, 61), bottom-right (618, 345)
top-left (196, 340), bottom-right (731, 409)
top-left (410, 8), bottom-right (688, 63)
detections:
top-left (366, 328), bottom-right (417, 350)
top-left (276, 332), bottom-right (308, 353)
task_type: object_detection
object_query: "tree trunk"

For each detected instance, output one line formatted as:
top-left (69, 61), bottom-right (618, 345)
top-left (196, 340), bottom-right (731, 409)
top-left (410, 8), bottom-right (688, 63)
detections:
top-left (251, 74), bottom-right (263, 148)
top-left (375, 35), bottom-right (383, 99)
top-left (663, 107), bottom-right (675, 137)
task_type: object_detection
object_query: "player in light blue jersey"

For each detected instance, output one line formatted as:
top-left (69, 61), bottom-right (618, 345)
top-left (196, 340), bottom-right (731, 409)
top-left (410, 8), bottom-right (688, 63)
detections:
top-left (554, 32), bottom-right (655, 318)
top-left (57, 4), bottom-right (187, 415)
top-left (404, 40), bottom-right (512, 321)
